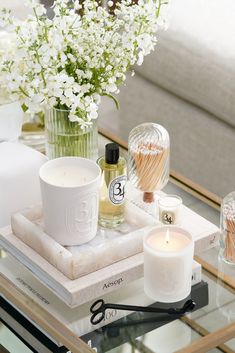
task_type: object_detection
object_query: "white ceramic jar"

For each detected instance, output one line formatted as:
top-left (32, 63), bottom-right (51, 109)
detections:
top-left (0, 98), bottom-right (23, 142)
top-left (39, 157), bottom-right (101, 246)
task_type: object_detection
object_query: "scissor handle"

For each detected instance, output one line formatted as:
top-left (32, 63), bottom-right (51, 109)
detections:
top-left (90, 299), bottom-right (106, 325)
top-left (90, 310), bottom-right (106, 325)
top-left (90, 299), bottom-right (105, 314)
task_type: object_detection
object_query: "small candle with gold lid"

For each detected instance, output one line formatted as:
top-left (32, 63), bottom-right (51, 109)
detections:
top-left (158, 195), bottom-right (182, 225)
top-left (144, 226), bottom-right (194, 303)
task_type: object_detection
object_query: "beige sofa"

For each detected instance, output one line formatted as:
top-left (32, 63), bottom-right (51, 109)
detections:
top-left (99, 0), bottom-right (235, 198)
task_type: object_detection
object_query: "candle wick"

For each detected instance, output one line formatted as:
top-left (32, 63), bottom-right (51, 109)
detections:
top-left (165, 229), bottom-right (170, 244)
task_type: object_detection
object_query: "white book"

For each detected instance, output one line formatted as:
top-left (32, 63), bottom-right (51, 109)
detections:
top-left (0, 255), bottom-right (155, 341)
top-left (0, 255), bottom-right (201, 341)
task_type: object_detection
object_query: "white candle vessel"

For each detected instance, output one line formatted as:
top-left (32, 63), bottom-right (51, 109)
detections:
top-left (39, 157), bottom-right (101, 246)
top-left (144, 226), bottom-right (194, 303)
top-left (158, 195), bottom-right (182, 225)
top-left (0, 99), bottom-right (23, 142)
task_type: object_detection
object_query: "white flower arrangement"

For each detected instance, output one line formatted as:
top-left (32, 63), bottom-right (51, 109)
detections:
top-left (0, 0), bottom-right (169, 128)
top-left (0, 30), bottom-right (17, 102)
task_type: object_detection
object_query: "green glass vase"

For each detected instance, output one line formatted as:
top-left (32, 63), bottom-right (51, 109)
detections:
top-left (44, 108), bottom-right (98, 160)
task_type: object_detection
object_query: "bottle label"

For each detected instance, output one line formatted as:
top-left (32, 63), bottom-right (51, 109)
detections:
top-left (108, 175), bottom-right (127, 205)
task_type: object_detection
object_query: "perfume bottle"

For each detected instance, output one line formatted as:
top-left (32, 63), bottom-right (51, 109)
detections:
top-left (98, 143), bottom-right (127, 228)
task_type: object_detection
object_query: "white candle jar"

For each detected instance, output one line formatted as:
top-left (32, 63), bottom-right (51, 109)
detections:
top-left (39, 157), bottom-right (101, 246)
top-left (144, 226), bottom-right (194, 303)
top-left (0, 98), bottom-right (23, 142)
top-left (158, 195), bottom-right (182, 225)
top-left (0, 142), bottom-right (47, 227)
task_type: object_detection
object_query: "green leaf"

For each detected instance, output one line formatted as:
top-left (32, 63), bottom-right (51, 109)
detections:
top-left (37, 111), bottom-right (45, 127)
top-left (21, 103), bottom-right (28, 113)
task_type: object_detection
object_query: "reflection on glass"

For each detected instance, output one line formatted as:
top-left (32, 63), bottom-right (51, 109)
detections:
top-left (138, 320), bottom-right (191, 353)
top-left (216, 256), bottom-right (235, 323)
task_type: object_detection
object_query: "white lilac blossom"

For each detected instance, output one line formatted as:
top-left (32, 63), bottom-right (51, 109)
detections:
top-left (0, 30), bottom-right (17, 101)
top-left (0, 0), bottom-right (169, 128)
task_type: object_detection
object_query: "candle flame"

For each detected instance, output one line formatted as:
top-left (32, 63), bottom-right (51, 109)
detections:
top-left (165, 228), bottom-right (170, 244)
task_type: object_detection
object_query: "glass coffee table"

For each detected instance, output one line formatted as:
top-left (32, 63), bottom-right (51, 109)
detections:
top-left (0, 130), bottom-right (235, 353)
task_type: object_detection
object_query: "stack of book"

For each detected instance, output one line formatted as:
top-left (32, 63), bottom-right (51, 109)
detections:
top-left (1, 255), bottom-right (208, 353)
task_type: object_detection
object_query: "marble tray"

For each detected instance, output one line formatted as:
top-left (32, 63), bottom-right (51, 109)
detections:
top-left (10, 201), bottom-right (157, 280)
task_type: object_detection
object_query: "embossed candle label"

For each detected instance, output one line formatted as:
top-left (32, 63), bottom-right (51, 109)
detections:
top-left (108, 175), bottom-right (127, 205)
top-left (66, 190), bottom-right (98, 236)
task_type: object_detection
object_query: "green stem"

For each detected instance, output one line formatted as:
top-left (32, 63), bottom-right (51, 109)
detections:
top-left (33, 8), bottom-right (40, 23)
top-left (33, 7), bottom-right (47, 83)
top-left (44, 25), bottom-right (49, 43)
top-left (19, 86), bottom-right (30, 98)
top-left (156, 0), bottom-right (162, 17)
top-left (35, 51), bottom-right (47, 86)
top-left (102, 93), bottom-right (120, 109)
top-left (45, 109), bottom-right (98, 159)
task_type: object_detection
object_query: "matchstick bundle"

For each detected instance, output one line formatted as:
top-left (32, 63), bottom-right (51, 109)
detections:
top-left (132, 143), bottom-right (169, 202)
top-left (223, 217), bottom-right (235, 263)
top-left (128, 123), bottom-right (170, 203)
top-left (221, 194), bottom-right (235, 264)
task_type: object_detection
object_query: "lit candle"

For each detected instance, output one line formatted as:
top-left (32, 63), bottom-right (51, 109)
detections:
top-left (144, 226), bottom-right (194, 303)
top-left (158, 195), bottom-right (182, 225)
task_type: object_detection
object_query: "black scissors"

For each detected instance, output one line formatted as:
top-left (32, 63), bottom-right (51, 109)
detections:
top-left (90, 299), bottom-right (196, 325)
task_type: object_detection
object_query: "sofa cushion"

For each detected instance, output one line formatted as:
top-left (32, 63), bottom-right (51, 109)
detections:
top-left (136, 0), bottom-right (235, 128)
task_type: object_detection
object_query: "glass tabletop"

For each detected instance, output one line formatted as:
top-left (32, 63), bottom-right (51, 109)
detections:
top-left (0, 131), bottom-right (235, 353)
